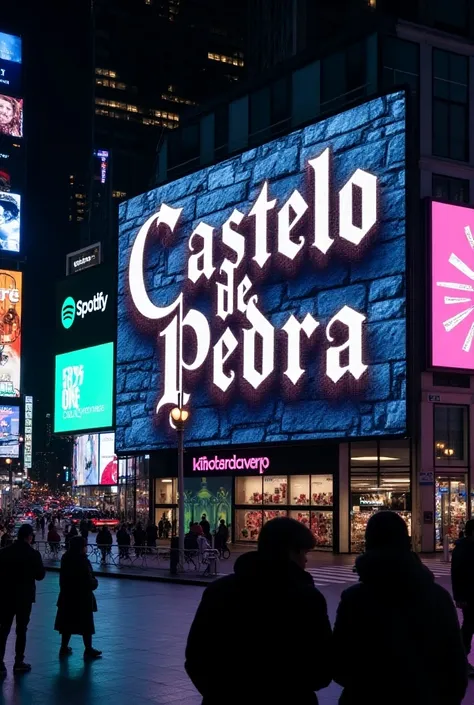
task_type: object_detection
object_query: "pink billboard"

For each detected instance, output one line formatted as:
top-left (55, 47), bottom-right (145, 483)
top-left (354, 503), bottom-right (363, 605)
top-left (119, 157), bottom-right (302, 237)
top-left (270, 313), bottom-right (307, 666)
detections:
top-left (432, 201), bottom-right (474, 370)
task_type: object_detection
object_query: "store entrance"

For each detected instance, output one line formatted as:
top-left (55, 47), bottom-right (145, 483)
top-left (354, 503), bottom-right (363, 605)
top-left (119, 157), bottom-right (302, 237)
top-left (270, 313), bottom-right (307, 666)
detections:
top-left (435, 476), bottom-right (468, 551)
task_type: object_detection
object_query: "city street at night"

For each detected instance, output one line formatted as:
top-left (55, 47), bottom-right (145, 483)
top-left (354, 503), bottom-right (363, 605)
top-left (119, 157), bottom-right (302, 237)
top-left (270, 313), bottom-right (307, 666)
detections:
top-left (0, 569), bottom-right (472, 705)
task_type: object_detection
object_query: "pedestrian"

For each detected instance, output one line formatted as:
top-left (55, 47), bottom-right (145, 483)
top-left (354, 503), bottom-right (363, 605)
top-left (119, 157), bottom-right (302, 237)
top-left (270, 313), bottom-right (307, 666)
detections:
top-left (146, 521), bottom-right (158, 549)
top-left (39, 515), bottom-right (45, 539)
top-left (195, 525), bottom-right (210, 560)
top-left (54, 536), bottom-right (102, 660)
top-left (158, 515), bottom-right (165, 539)
top-left (69, 524), bottom-right (78, 540)
top-left (452, 517), bottom-right (474, 675)
top-left (163, 518), bottom-right (171, 539)
top-left (47, 523), bottom-right (61, 559)
top-left (35, 517), bottom-right (40, 532)
top-left (0, 527), bottom-right (12, 548)
top-left (215, 519), bottom-right (229, 556)
top-left (116, 523), bottom-right (130, 559)
top-left (79, 518), bottom-right (89, 542)
top-left (96, 526), bottom-right (112, 564)
top-left (0, 523), bottom-right (45, 674)
top-left (333, 511), bottom-right (467, 705)
top-left (133, 522), bottom-right (146, 557)
top-left (186, 517), bottom-right (332, 704)
top-left (64, 525), bottom-right (71, 551)
top-left (199, 514), bottom-right (211, 541)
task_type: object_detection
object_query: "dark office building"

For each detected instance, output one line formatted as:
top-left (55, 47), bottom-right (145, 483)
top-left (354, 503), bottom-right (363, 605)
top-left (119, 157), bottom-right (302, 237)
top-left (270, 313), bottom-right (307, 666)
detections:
top-left (67, 0), bottom-right (247, 258)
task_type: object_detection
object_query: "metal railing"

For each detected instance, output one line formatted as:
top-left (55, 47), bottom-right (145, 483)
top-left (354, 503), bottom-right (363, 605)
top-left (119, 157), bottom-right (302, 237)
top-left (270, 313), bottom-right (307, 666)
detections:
top-left (34, 541), bottom-right (219, 577)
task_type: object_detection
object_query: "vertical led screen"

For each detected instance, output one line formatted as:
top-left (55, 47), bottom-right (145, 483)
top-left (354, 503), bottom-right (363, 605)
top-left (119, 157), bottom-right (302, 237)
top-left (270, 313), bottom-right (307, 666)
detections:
top-left (0, 404), bottom-right (19, 457)
top-left (117, 91), bottom-right (407, 451)
top-left (0, 32), bottom-right (21, 95)
top-left (0, 191), bottom-right (20, 252)
top-left (0, 270), bottom-right (21, 397)
top-left (0, 95), bottom-right (22, 138)
top-left (23, 394), bottom-right (32, 469)
top-left (99, 432), bottom-right (117, 485)
top-left (73, 433), bottom-right (99, 486)
top-left (432, 201), bottom-right (474, 370)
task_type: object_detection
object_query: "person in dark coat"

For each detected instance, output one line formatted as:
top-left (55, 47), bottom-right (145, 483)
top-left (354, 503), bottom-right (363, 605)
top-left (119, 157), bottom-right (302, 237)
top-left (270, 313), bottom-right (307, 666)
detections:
top-left (79, 518), bottom-right (89, 541)
top-left (333, 511), bottom-right (467, 705)
top-left (116, 524), bottom-right (130, 559)
top-left (133, 522), bottom-right (146, 556)
top-left (69, 524), bottom-right (78, 540)
top-left (452, 517), bottom-right (474, 675)
top-left (146, 521), bottom-right (158, 548)
top-left (0, 523), bottom-right (45, 673)
top-left (185, 517), bottom-right (332, 705)
top-left (199, 514), bottom-right (211, 542)
top-left (54, 536), bottom-right (101, 659)
top-left (96, 526), bottom-right (112, 563)
top-left (39, 515), bottom-right (45, 539)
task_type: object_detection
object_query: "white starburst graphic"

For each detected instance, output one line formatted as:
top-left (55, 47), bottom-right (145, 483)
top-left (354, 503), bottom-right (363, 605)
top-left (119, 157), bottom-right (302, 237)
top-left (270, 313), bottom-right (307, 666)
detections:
top-left (436, 225), bottom-right (474, 353)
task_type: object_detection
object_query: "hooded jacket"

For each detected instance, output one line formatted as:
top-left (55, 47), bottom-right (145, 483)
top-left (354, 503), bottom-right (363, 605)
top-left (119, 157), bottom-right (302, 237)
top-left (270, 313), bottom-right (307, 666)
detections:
top-left (451, 537), bottom-right (474, 604)
top-left (333, 550), bottom-right (467, 705)
top-left (185, 551), bottom-right (332, 705)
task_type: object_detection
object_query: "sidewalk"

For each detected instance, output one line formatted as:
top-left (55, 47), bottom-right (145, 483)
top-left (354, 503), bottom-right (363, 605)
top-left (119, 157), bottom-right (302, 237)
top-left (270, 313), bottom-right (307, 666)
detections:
top-left (42, 546), bottom-right (448, 586)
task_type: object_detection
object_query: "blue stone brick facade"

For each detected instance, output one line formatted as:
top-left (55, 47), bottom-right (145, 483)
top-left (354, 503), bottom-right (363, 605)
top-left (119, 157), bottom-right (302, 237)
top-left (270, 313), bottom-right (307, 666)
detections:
top-left (117, 92), bottom-right (407, 451)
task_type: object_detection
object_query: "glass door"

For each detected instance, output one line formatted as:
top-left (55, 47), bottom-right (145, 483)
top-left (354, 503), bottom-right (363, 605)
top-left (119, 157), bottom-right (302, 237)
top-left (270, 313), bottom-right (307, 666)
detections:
top-left (435, 476), bottom-right (467, 550)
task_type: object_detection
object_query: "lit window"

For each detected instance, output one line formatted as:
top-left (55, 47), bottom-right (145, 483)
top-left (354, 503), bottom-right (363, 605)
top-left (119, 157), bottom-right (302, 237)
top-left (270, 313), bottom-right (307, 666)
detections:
top-left (96, 68), bottom-right (117, 78)
top-left (112, 190), bottom-right (127, 198)
top-left (208, 52), bottom-right (244, 67)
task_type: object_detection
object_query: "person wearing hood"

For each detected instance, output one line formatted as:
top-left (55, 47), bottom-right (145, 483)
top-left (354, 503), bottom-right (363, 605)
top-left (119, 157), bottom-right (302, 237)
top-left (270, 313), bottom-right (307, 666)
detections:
top-left (452, 518), bottom-right (474, 674)
top-left (185, 517), bottom-right (332, 705)
top-left (333, 511), bottom-right (467, 705)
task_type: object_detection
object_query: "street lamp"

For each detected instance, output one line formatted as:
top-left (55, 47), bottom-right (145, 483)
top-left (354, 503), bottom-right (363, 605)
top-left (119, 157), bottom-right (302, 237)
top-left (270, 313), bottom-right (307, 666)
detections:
top-left (170, 406), bottom-right (189, 557)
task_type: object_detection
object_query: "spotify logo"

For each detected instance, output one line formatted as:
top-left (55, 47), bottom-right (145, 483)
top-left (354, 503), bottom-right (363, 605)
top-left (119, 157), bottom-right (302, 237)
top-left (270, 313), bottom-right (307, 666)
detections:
top-left (61, 296), bottom-right (76, 329)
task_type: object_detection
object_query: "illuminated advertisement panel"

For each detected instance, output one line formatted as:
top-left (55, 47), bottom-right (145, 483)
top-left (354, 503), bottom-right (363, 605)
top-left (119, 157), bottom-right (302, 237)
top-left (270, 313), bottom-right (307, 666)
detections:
top-left (99, 432), bottom-right (117, 485)
top-left (54, 342), bottom-right (114, 434)
top-left (431, 201), bottom-right (474, 370)
top-left (0, 404), bottom-right (19, 457)
top-left (73, 433), bottom-right (99, 486)
top-left (0, 270), bottom-right (21, 398)
top-left (0, 32), bottom-right (21, 95)
top-left (0, 95), bottom-right (22, 138)
top-left (0, 191), bottom-right (20, 252)
top-left (117, 91), bottom-right (407, 451)
top-left (23, 394), bottom-right (32, 469)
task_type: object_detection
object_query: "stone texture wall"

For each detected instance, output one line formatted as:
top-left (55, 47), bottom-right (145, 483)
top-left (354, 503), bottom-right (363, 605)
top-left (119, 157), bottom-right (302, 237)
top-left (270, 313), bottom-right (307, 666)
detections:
top-left (117, 91), bottom-right (407, 451)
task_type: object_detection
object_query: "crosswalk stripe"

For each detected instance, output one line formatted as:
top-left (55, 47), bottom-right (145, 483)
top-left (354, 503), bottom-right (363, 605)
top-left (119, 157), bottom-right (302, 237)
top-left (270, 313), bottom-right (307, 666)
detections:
top-left (300, 559), bottom-right (454, 586)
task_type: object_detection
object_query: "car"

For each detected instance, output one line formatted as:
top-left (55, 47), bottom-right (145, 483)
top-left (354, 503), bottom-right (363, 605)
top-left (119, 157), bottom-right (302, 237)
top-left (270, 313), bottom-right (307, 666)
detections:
top-left (70, 508), bottom-right (119, 532)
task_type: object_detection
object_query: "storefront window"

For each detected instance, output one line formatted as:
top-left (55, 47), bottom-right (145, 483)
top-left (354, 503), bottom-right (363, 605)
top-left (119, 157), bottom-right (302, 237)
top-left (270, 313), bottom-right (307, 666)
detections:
top-left (350, 440), bottom-right (411, 552)
top-left (235, 476), bottom-right (263, 505)
top-left (290, 476), bottom-right (310, 505)
top-left (311, 511), bottom-right (333, 547)
top-left (263, 476), bottom-right (287, 504)
top-left (236, 509), bottom-right (263, 542)
top-left (311, 476), bottom-right (333, 506)
top-left (155, 478), bottom-right (176, 505)
top-left (184, 477), bottom-right (232, 539)
top-left (435, 476), bottom-right (467, 550)
top-left (434, 405), bottom-right (468, 465)
top-left (263, 509), bottom-right (287, 523)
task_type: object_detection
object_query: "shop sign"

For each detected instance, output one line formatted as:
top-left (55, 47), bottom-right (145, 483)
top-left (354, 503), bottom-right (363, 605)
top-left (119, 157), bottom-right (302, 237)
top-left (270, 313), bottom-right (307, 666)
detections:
top-left (117, 91), bottom-right (407, 451)
top-left (419, 470), bottom-right (434, 485)
top-left (193, 454), bottom-right (270, 474)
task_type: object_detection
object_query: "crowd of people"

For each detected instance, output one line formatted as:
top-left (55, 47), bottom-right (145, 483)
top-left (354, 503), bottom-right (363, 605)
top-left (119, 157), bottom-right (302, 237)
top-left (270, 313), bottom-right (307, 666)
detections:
top-left (186, 513), bottom-right (472, 705)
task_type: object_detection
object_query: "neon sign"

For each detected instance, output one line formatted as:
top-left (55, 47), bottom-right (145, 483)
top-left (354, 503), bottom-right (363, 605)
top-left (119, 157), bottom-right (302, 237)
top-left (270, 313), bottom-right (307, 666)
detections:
top-left (193, 455), bottom-right (270, 473)
top-left (129, 146), bottom-right (376, 422)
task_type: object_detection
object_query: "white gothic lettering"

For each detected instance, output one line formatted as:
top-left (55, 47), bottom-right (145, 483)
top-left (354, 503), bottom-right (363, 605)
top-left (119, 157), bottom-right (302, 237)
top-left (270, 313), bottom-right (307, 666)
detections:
top-left (128, 147), bottom-right (377, 421)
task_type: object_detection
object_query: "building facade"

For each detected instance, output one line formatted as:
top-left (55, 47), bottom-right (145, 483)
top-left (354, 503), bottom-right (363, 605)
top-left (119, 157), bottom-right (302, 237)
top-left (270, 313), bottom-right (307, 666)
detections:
top-left (113, 6), bottom-right (474, 553)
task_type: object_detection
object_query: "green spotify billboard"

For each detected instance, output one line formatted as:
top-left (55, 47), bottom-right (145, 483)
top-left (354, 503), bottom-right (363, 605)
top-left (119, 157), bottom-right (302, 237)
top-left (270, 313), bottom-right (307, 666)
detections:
top-left (54, 342), bottom-right (114, 434)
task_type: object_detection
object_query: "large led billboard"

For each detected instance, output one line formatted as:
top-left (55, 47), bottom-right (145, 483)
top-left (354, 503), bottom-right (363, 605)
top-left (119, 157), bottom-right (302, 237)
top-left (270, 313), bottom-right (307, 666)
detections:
top-left (0, 270), bottom-right (21, 398)
top-left (117, 91), bottom-right (407, 451)
top-left (72, 431), bottom-right (117, 486)
top-left (0, 95), bottom-right (22, 138)
top-left (431, 201), bottom-right (474, 370)
top-left (56, 264), bottom-right (116, 354)
top-left (0, 32), bottom-right (21, 96)
top-left (54, 342), bottom-right (114, 434)
top-left (0, 404), bottom-right (19, 457)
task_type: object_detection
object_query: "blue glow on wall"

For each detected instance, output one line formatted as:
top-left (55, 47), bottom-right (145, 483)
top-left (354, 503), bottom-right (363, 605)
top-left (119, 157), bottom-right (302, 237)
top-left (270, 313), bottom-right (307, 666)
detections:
top-left (117, 91), bottom-right (407, 451)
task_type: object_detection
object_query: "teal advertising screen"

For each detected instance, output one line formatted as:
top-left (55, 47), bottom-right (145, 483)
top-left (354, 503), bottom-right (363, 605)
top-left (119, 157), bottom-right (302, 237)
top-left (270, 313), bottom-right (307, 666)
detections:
top-left (54, 342), bottom-right (114, 433)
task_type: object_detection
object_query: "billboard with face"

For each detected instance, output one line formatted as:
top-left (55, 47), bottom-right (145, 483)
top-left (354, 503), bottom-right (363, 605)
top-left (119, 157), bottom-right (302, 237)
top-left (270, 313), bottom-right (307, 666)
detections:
top-left (431, 201), bottom-right (474, 370)
top-left (117, 91), bottom-right (407, 451)
top-left (0, 95), bottom-right (22, 138)
top-left (0, 404), bottom-right (19, 457)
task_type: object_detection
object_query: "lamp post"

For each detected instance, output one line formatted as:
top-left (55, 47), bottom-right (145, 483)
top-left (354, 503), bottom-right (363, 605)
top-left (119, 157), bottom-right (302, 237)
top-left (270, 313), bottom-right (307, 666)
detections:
top-left (5, 458), bottom-right (12, 512)
top-left (170, 406), bottom-right (189, 556)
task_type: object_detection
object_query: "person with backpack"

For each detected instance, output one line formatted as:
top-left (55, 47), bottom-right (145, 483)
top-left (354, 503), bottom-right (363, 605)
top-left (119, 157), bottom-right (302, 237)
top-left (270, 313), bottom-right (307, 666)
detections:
top-left (333, 511), bottom-right (467, 705)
